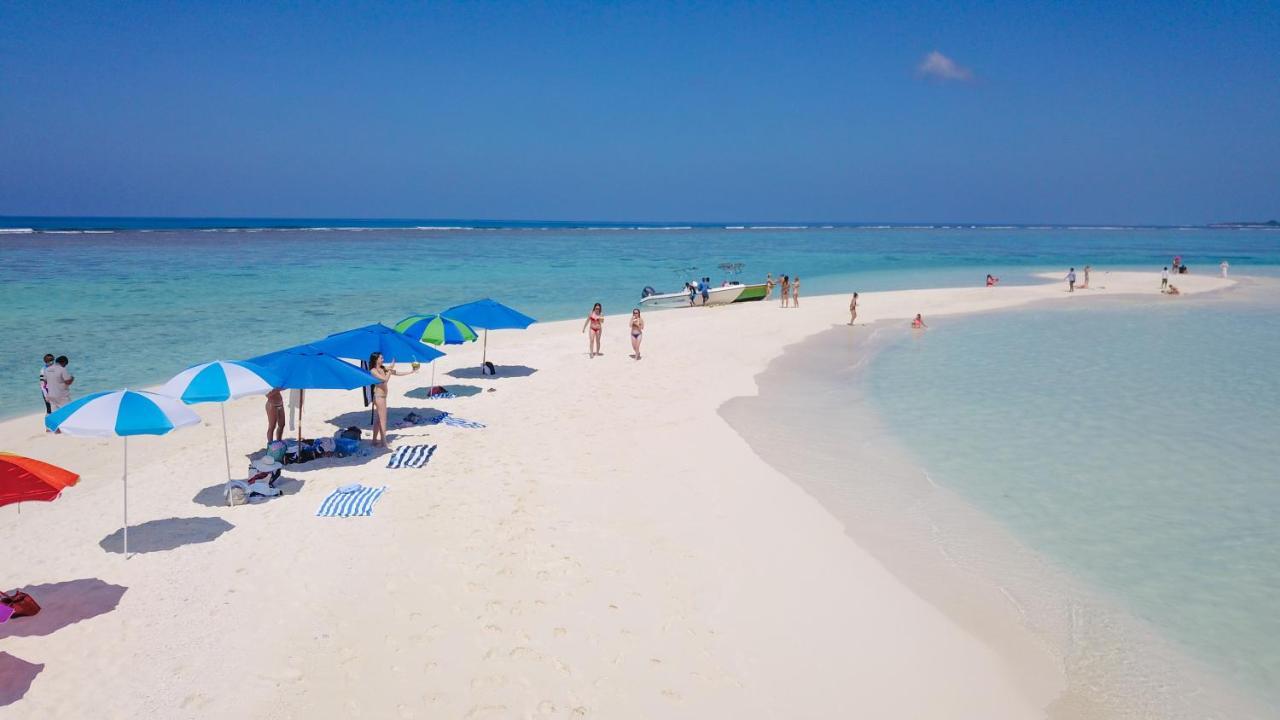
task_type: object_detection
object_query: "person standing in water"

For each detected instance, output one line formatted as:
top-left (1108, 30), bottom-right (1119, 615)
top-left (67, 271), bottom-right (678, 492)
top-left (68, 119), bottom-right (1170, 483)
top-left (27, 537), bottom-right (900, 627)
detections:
top-left (791, 276), bottom-right (801, 307)
top-left (1066, 268), bottom-right (1077, 292)
top-left (368, 351), bottom-right (418, 448)
top-left (630, 309), bottom-right (645, 360)
top-left (848, 292), bottom-right (859, 325)
top-left (265, 388), bottom-right (285, 445)
top-left (780, 275), bottom-right (790, 308)
top-left (1220, 260), bottom-right (1229, 278)
top-left (582, 303), bottom-right (604, 357)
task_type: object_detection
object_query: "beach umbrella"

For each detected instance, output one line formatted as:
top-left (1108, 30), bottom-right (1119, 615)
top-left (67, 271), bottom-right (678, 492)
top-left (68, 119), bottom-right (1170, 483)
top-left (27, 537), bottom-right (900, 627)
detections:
top-left (157, 360), bottom-right (282, 484)
top-left (443, 299), bottom-right (537, 367)
top-left (0, 453), bottom-right (79, 508)
top-left (393, 314), bottom-right (477, 386)
top-left (311, 323), bottom-right (446, 364)
top-left (245, 345), bottom-right (380, 442)
top-left (45, 390), bottom-right (200, 557)
top-left (394, 314), bottom-right (477, 345)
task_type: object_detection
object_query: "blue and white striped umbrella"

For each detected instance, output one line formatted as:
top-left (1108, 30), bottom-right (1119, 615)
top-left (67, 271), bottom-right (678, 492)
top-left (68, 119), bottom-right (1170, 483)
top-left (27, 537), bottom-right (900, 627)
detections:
top-left (45, 389), bottom-right (201, 558)
top-left (158, 360), bottom-right (281, 403)
top-left (158, 360), bottom-right (282, 486)
top-left (45, 389), bottom-right (200, 437)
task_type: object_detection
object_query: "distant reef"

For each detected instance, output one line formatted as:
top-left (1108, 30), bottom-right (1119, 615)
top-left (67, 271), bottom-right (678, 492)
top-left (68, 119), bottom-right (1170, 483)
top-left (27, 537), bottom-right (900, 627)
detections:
top-left (1208, 220), bottom-right (1279, 228)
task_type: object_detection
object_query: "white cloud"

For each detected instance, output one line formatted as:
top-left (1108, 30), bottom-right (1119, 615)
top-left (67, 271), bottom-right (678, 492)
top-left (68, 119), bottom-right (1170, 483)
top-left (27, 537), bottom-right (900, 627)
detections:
top-left (917, 51), bottom-right (974, 82)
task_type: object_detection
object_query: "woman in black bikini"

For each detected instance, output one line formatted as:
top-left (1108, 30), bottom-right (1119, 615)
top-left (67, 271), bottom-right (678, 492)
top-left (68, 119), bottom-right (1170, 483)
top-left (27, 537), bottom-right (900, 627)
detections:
top-left (630, 309), bottom-right (645, 360)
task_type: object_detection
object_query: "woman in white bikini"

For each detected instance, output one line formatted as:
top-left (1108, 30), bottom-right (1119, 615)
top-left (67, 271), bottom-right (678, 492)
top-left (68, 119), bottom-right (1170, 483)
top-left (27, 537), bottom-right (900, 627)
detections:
top-left (368, 351), bottom-right (418, 447)
top-left (582, 303), bottom-right (604, 358)
top-left (630, 309), bottom-right (645, 360)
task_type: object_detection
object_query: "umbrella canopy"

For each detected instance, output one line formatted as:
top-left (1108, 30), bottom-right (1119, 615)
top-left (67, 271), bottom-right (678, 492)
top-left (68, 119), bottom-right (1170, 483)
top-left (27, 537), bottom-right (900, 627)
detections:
top-left (443, 299), bottom-right (537, 330)
top-left (246, 345), bottom-right (379, 389)
top-left (44, 389), bottom-right (200, 557)
top-left (158, 360), bottom-right (282, 403)
top-left (45, 389), bottom-right (201, 437)
top-left (157, 360), bottom-right (283, 485)
top-left (312, 324), bottom-right (447, 364)
top-left (0, 453), bottom-right (80, 507)
top-left (394, 314), bottom-right (477, 346)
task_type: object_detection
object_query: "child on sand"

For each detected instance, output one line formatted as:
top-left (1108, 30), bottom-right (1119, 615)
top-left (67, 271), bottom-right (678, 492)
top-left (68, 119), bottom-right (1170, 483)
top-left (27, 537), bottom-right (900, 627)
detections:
top-left (911, 314), bottom-right (927, 329)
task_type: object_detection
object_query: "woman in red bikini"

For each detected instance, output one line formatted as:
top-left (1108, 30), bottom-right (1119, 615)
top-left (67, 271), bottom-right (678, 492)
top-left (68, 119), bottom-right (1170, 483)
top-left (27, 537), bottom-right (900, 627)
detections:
top-left (582, 303), bottom-right (604, 358)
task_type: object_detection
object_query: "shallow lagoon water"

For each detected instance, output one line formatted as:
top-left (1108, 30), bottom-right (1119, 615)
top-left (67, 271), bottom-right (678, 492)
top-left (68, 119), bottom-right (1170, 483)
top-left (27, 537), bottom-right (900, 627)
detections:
top-left (722, 280), bottom-right (1280, 718)
top-left (866, 284), bottom-right (1280, 712)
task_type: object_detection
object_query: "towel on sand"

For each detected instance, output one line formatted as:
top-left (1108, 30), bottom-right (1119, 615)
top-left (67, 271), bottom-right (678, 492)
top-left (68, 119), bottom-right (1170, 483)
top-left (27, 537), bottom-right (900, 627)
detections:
top-left (386, 444), bottom-right (437, 469)
top-left (316, 485), bottom-right (386, 517)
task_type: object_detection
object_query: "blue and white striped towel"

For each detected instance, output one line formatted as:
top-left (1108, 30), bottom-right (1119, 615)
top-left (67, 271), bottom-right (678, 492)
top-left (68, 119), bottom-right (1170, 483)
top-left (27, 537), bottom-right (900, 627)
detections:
top-left (316, 485), bottom-right (387, 517)
top-left (386, 444), bottom-right (437, 469)
top-left (426, 412), bottom-right (486, 429)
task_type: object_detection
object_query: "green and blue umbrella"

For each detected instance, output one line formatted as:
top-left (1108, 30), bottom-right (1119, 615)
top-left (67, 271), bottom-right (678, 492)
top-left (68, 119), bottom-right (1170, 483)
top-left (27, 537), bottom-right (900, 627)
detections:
top-left (393, 314), bottom-right (478, 346)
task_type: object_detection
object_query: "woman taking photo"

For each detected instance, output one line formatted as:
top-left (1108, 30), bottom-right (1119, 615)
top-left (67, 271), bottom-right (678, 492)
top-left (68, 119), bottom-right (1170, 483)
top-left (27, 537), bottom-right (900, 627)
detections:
top-left (368, 351), bottom-right (418, 447)
top-left (582, 303), bottom-right (604, 358)
top-left (630, 308), bottom-right (645, 360)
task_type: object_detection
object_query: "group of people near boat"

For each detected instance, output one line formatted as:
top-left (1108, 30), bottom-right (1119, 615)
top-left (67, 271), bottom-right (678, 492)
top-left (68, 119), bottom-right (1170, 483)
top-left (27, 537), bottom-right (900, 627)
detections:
top-left (764, 274), bottom-right (801, 307)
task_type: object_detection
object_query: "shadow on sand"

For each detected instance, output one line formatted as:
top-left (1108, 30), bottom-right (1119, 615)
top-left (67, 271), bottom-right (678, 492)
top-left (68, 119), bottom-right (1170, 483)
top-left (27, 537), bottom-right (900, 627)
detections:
top-left (405, 384), bottom-right (483, 399)
top-left (0, 578), bottom-right (128, 640)
top-left (98, 517), bottom-right (234, 555)
top-left (446, 364), bottom-right (538, 379)
top-left (0, 653), bottom-right (42, 707)
top-left (326, 407), bottom-right (447, 430)
top-left (191, 477), bottom-right (307, 508)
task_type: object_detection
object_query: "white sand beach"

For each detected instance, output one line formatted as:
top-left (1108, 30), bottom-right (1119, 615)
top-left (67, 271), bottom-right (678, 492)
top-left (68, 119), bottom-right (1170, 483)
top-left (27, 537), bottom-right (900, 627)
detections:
top-left (1, 270), bottom-right (1233, 719)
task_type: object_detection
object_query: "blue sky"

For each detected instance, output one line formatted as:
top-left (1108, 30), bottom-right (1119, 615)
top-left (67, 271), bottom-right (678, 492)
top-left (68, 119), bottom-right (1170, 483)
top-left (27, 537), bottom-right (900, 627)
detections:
top-left (2, 1), bottom-right (1277, 224)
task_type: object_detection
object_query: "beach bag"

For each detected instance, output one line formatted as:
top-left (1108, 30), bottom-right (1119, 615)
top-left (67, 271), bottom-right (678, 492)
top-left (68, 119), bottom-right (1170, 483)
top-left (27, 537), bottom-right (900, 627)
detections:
top-left (266, 441), bottom-right (287, 463)
top-left (339, 427), bottom-right (361, 441)
top-left (335, 437), bottom-right (359, 456)
top-left (1, 589), bottom-right (41, 618)
top-left (225, 482), bottom-right (249, 506)
top-left (482, 361), bottom-right (496, 376)
top-left (428, 385), bottom-right (449, 396)
top-left (317, 437), bottom-right (336, 454)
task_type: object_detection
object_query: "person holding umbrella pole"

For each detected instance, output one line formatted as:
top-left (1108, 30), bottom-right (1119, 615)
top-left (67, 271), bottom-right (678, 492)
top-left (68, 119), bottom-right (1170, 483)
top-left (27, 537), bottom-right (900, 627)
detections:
top-left (368, 351), bottom-right (418, 448)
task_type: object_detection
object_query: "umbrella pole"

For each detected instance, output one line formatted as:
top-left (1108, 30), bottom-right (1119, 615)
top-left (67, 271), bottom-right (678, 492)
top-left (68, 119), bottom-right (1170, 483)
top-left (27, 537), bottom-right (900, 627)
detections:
top-left (221, 402), bottom-right (232, 482)
top-left (298, 390), bottom-right (305, 444)
top-left (123, 436), bottom-right (129, 559)
top-left (482, 329), bottom-right (488, 367)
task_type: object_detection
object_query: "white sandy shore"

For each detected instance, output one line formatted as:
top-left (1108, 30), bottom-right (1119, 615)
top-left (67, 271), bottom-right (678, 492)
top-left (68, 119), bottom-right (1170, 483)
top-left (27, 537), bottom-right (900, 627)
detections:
top-left (0, 270), bottom-right (1233, 719)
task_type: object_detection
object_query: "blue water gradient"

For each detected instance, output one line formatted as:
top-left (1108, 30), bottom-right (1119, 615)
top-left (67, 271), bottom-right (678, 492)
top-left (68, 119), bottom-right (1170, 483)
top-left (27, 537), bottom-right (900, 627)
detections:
top-left (3, 223), bottom-right (1279, 420)
top-left (868, 287), bottom-right (1280, 710)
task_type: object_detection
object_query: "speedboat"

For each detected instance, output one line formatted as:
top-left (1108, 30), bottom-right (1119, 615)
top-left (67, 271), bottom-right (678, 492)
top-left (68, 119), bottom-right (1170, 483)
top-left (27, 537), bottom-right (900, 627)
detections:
top-left (640, 282), bottom-right (768, 309)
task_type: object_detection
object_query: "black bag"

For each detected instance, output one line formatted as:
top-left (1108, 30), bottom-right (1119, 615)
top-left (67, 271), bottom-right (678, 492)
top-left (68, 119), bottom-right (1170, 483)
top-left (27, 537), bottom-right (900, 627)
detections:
top-left (340, 427), bottom-right (361, 441)
top-left (482, 361), bottom-right (496, 376)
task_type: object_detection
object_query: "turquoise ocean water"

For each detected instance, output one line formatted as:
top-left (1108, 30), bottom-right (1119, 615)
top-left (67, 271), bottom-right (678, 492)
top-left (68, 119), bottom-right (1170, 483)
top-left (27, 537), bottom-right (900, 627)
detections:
top-left (3, 218), bottom-right (1278, 421)
top-left (866, 286), bottom-right (1280, 715)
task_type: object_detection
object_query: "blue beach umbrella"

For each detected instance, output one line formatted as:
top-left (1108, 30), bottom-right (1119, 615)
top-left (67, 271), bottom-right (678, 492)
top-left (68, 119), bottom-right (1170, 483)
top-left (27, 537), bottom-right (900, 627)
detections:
top-left (158, 360), bottom-right (282, 484)
top-left (443, 299), bottom-right (537, 367)
top-left (46, 389), bottom-right (201, 557)
top-left (311, 323), bottom-right (447, 365)
top-left (245, 345), bottom-right (380, 441)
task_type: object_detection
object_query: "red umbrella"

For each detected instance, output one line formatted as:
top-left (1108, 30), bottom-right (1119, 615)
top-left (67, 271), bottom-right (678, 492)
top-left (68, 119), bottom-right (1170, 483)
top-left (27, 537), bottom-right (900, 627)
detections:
top-left (0, 453), bottom-right (80, 507)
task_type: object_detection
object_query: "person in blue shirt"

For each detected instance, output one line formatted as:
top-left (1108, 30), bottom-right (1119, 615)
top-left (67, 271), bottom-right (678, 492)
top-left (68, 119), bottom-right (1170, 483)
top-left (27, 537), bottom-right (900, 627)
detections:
top-left (699, 277), bottom-right (710, 305)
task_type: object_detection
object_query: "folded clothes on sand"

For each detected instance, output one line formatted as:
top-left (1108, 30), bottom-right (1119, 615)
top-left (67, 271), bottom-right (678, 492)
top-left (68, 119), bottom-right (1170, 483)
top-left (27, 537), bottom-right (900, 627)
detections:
top-left (316, 484), bottom-right (386, 517)
top-left (386, 444), bottom-right (437, 469)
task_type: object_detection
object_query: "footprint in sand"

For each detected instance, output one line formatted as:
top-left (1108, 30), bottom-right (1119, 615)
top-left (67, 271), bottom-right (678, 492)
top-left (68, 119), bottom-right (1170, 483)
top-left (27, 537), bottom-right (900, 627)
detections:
top-left (553, 627), bottom-right (567, 637)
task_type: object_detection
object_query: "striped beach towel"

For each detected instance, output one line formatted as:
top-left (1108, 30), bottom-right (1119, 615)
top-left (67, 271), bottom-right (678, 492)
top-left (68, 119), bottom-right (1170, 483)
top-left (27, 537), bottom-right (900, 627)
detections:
top-left (316, 485), bottom-right (387, 517)
top-left (426, 412), bottom-right (486, 429)
top-left (386, 444), bottom-right (436, 469)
